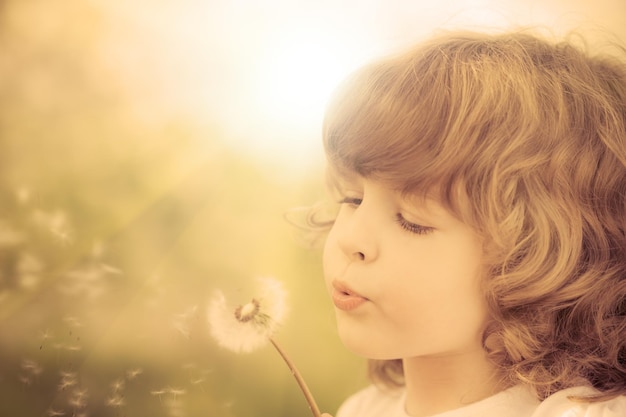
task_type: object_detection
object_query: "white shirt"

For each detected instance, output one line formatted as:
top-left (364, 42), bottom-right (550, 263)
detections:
top-left (336, 384), bottom-right (626, 417)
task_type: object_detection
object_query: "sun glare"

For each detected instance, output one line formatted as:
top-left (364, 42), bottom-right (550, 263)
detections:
top-left (254, 26), bottom-right (367, 129)
top-left (89, 0), bottom-right (626, 171)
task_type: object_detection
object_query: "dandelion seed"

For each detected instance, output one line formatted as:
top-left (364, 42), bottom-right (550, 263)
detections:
top-left (168, 387), bottom-right (186, 399)
top-left (68, 395), bottom-right (86, 408)
top-left (35, 209), bottom-right (73, 245)
top-left (58, 371), bottom-right (77, 391)
top-left (70, 388), bottom-right (88, 408)
top-left (18, 374), bottom-right (32, 386)
top-left (63, 316), bottom-right (83, 328)
top-left (21, 359), bottom-right (43, 375)
top-left (110, 378), bottom-right (125, 392)
top-left (207, 277), bottom-right (286, 353)
top-left (51, 227), bottom-right (73, 246)
top-left (40, 330), bottom-right (52, 349)
top-left (151, 389), bottom-right (167, 402)
top-left (126, 367), bottom-right (143, 380)
top-left (99, 263), bottom-right (122, 275)
top-left (207, 276), bottom-right (321, 417)
top-left (59, 380), bottom-right (75, 391)
top-left (73, 388), bottom-right (88, 399)
top-left (172, 320), bottom-right (191, 339)
top-left (190, 377), bottom-right (205, 385)
top-left (65, 344), bottom-right (82, 352)
top-left (106, 394), bottom-right (125, 407)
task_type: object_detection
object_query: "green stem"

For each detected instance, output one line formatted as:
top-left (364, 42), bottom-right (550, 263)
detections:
top-left (269, 337), bottom-right (321, 417)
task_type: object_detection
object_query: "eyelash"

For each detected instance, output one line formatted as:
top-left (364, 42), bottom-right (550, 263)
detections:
top-left (338, 197), bottom-right (433, 235)
top-left (394, 213), bottom-right (433, 235)
top-left (338, 196), bottom-right (362, 206)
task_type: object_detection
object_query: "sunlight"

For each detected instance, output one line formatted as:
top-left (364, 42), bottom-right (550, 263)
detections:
top-left (3, 1), bottom-right (626, 416)
top-left (88, 0), bottom-right (626, 172)
top-left (254, 25), bottom-right (366, 129)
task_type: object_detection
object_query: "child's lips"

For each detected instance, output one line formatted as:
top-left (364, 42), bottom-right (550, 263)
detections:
top-left (331, 281), bottom-right (368, 311)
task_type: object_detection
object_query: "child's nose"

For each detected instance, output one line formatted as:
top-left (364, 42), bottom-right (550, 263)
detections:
top-left (336, 208), bottom-right (378, 263)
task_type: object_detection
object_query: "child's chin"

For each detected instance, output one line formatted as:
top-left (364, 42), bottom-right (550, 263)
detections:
top-left (339, 334), bottom-right (399, 360)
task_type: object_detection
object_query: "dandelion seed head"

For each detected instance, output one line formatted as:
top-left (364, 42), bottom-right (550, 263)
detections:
top-left (234, 299), bottom-right (260, 322)
top-left (208, 276), bottom-right (287, 353)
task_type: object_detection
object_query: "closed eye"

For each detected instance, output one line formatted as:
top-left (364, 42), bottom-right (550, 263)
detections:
top-left (338, 196), bottom-right (363, 207)
top-left (395, 213), bottom-right (434, 235)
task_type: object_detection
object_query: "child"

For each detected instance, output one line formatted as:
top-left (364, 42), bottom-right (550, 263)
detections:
top-left (316, 30), bottom-right (626, 417)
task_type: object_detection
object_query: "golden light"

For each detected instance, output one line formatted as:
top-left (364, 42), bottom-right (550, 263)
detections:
top-left (85, 0), bottom-right (626, 172)
top-left (253, 24), bottom-right (366, 129)
top-left (2, 1), bottom-right (626, 416)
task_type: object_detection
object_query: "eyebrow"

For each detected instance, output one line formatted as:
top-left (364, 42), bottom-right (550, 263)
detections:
top-left (328, 167), bottom-right (362, 189)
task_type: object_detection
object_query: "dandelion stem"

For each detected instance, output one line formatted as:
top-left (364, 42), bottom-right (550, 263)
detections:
top-left (269, 337), bottom-right (321, 417)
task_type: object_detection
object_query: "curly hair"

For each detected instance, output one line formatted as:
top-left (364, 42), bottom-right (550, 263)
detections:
top-left (317, 29), bottom-right (626, 401)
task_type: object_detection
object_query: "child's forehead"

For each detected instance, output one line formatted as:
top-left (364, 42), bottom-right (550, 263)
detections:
top-left (329, 167), bottom-right (360, 187)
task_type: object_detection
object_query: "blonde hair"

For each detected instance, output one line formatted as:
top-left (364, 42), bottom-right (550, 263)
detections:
top-left (320, 30), bottom-right (626, 401)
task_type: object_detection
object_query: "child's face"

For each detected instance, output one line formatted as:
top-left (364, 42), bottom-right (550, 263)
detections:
top-left (323, 175), bottom-right (489, 360)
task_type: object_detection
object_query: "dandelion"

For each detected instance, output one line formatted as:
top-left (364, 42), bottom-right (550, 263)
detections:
top-left (207, 276), bottom-right (321, 417)
top-left (208, 277), bottom-right (286, 353)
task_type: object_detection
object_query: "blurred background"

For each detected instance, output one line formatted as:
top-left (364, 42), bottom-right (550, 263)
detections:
top-left (0, 0), bottom-right (624, 416)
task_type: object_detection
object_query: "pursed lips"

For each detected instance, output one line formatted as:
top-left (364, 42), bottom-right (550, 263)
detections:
top-left (331, 280), bottom-right (369, 311)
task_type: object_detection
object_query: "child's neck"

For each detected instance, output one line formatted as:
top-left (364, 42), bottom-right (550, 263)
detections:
top-left (402, 347), bottom-right (503, 417)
